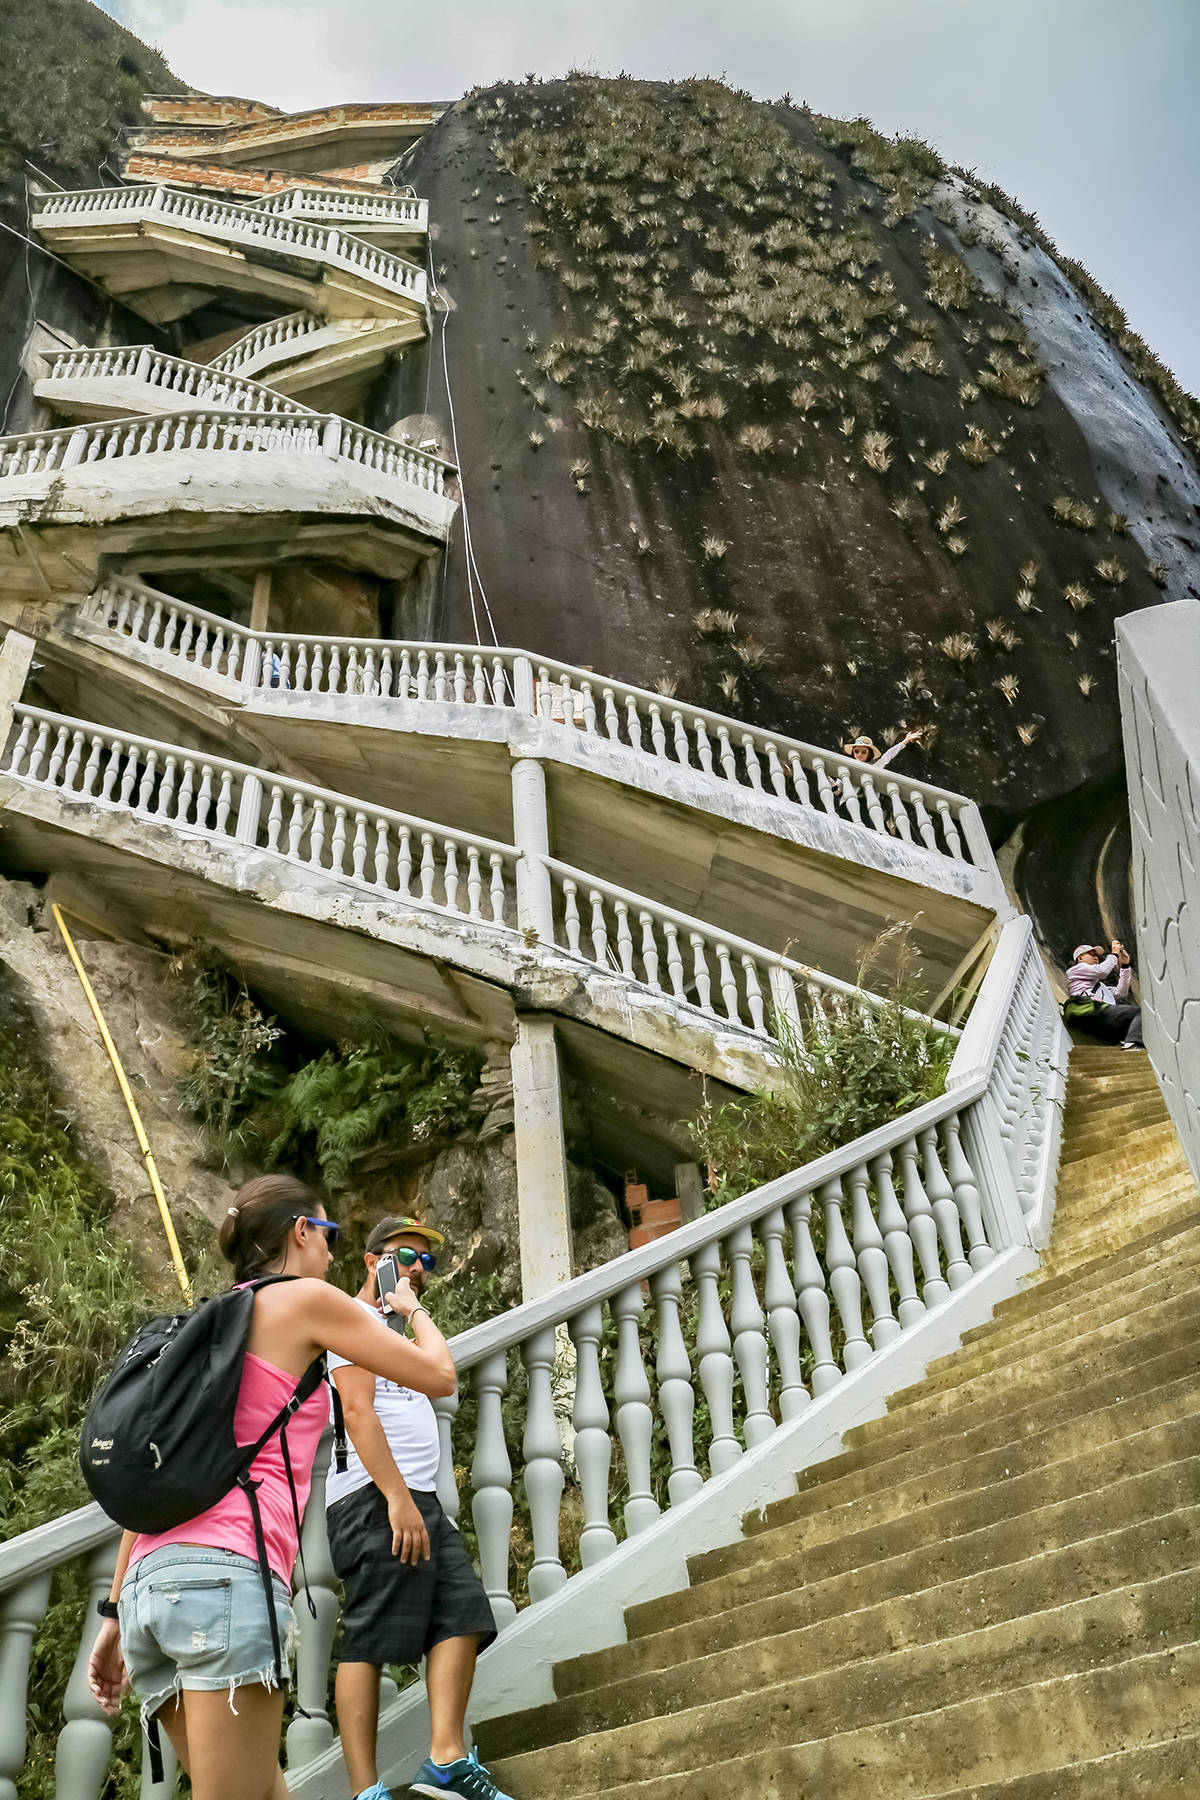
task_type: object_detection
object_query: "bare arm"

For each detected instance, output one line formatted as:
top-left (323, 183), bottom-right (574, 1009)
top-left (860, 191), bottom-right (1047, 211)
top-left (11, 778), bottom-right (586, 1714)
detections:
top-left (87, 1529), bottom-right (136, 1717)
top-left (303, 1280), bottom-right (457, 1396)
top-left (332, 1363), bottom-right (431, 1563)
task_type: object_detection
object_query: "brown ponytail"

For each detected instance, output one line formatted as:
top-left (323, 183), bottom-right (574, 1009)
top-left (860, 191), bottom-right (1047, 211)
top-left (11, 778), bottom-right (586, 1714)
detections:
top-left (219, 1173), bottom-right (324, 1282)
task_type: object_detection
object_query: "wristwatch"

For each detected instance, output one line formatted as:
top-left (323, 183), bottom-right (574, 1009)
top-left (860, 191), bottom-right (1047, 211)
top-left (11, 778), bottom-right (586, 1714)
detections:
top-left (97, 1597), bottom-right (120, 1621)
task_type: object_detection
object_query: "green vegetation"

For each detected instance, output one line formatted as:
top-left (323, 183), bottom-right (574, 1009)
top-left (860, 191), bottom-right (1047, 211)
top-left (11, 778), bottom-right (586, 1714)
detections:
top-left (0, 0), bottom-right (181, 216)
top-left (175, 959), bottom-right (482, 1190)
top-left (688, 930), bottom-right (954, 1209)
top-left (0, 964), bottom-right (180, 1799)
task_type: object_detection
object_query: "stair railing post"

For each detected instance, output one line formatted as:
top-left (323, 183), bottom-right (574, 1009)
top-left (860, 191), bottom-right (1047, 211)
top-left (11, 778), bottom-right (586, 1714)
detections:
top-left (286, 1427), bottom-right (338, 1770)
top-left (55, 1541), bottom-right (118, 1800)
top-left (0, 1569), bottom-right (53, 1800)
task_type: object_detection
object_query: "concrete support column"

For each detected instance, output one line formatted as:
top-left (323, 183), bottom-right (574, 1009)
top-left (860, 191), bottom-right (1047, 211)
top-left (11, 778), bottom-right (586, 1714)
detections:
top-left (510, 1015), bottom-right (574, 1300)
top-left (511, 754), bottom-right (555, 943)
top-left (0, 632), bottom-right (36, 759)
top-left (249, 569), bottom-right (272, 634)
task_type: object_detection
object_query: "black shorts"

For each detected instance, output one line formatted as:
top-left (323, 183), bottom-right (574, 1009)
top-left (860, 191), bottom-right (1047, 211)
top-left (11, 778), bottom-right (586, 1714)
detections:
top-left (326, 1484), bottom-right (497, 1666)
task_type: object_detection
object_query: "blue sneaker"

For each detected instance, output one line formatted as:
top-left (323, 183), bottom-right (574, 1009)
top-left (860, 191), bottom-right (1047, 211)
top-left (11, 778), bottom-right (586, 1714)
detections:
top-left (410, 1747), bottom-right (512, 1797)
top-left (355, 1785), bottom-right (392, 1800)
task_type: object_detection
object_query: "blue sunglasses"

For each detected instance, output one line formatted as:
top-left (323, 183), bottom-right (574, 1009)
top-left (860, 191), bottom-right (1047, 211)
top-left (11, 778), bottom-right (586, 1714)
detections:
top-left (296, 1214), bottom-right (340, 1249)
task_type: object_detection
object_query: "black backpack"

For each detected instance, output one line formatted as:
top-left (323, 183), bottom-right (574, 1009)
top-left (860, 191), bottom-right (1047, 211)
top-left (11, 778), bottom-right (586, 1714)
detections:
top-left (80, 1275), bottom-right (346, 1777)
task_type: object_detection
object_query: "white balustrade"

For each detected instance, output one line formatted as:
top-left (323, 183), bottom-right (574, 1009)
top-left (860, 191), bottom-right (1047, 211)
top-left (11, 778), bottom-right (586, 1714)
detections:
top-left (0, 407), bottom-right (450, 498)
top-left (256, 187), bottom-right (428, 234)
top-left (2, 704), bottom-right (518, 932)
top-left (210, 311), bottom-right (324, 375)
top-left (33, 186), bottom-right (427, 304)
top-left (0, 919), bottom-right (1061, 1793)
top-left (544, 855), bottom-right (913, 1047)
top-left (530, 656), bottom-right (992, 870)
top-left (39, 344), bottom-right (313, 417)
top-left (63, 582), bottom-right (994, 880)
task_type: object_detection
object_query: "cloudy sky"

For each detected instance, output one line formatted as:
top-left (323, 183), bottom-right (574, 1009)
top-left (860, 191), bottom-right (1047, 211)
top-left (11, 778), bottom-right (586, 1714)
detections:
top-left (101, 0), bottom-right (1198, 394)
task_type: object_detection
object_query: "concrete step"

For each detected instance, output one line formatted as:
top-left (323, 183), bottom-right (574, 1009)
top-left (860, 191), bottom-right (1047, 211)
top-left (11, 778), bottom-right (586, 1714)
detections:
top-left (949, 1212), bottom-right (1199, 1342)
top-left (1052, 1172), bottom-right (1196, 1223)
top-left (639, 1429), bottom-right (1200, 1639)
top-left (772, 1308), bottom-right (1200, 1496)
top-left (1040, 1206), bottom-right (1199, 1276)
top-left (1052, 1130), bottom-right (1185, 1191)
top-left (554, 1492), bottom-right (1200, 1702)
top-left (780, 1342), bottom-right (1197, 1512)
top-left (1057, 1101), bottom-right (1173, 1159)
top-left (928, 1733), bottom-right (1200, 1796)
top-left (523, 1645), bottom-right (1200, 1800)
top-left (842, 1286), bottom-right (1200, 1427)
top-left (1061, 1090), bottom-right (1168, 1129)
top-left (483, 1586), bottom-right (1200, 1797)
top-left (705, 1383), bottom-right (1200, 1591)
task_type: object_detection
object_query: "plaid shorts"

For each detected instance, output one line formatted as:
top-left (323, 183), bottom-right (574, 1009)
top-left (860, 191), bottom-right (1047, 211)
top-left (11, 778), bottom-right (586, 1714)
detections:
top-left (326, 1484), bottom-right (496, 1666)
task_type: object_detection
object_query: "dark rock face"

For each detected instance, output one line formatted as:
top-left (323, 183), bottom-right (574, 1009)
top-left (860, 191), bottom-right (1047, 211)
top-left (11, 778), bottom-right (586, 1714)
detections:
top-left (0, 0), bottom-right (184, 435)
top-left (396, 78), bottom-right (1198, 869)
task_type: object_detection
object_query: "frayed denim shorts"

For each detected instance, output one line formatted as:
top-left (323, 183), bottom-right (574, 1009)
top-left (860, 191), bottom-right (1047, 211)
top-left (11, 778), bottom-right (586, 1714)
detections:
top-left (119, 1546), bottom-right (296, 1727)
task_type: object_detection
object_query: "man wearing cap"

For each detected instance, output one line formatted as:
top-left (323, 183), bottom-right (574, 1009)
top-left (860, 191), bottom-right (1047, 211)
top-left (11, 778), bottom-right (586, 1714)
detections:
top-left (325, 1215), bottom-right (505, 1800)
top-left (1064, 939), bottom-right (1144, 1049)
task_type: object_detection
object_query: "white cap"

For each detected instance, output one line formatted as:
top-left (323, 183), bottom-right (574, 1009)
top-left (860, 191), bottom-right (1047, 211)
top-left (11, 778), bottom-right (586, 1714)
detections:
top-left (1072, 943), bottom-right (1097, 961)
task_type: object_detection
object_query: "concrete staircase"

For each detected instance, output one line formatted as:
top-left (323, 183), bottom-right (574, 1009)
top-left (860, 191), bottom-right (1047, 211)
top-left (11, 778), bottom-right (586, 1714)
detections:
top-left (475, 1046), bottom-right (1200, 1797)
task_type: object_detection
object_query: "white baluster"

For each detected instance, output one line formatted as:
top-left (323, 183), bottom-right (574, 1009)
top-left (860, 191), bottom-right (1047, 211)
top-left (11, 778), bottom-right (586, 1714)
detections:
top-left (761, 1206), bottom-right (808, 1418)
top-left (615, 900), bottom-right (634, 976)
top-left (847, 1162), bottom-right (900, 1349)
top-left (351, 813), bottom-right (368, 881)
top-left (562, 880), bottom-right (581, 955)
top-left (664, 922), bottom-right (686, 1000)
top-left (896, 1135), bottom-right (951, 1307)
top-left (650, 1263), bottom-right (702, 1505)
top-left (471, 1352), bottom-right (517, 1630)
top-left (522, 1326), bottom-right (567, 1603)
top-left (308, 798), bottom-right (326, 867)
top-left (588, 889), bottom-right (609, 967)
top-left (941, 1114), bottom-right (995, 1270)
top-left (727, 1224), bottom-right (774, 1447)
top-left (374, 819), bottom-right (390, 886)
top-left (568, 1303), bottom-right (618, 1566)
top-left (286, 1428), bottom-right (338, 1768)
top-left (937, 799), bottom-right (964, 859)
top-left (690, 935), bottom-right (712, 1012)
top-left (466, 845), bottom-right (483, 918)
top-left (420, 832), bottom-right (436, 901)
top-left (869, 1149), bottom-right (925, 1329)
top-left (612, 1281), bottom-right (660, 1534)
top-left (0, 1570), bottom-right (53, 1800)
top-left (715, 943), bottom-right (740, 1023)
top-left (639, 912), bottom-right (660, 990)
top-left (820, 1175), bottom-right (873, 1370)
top-left (690, 1241), bottom-right (741, 1473)
top-left (489, 854), bottom-right (507, 924)
top-left (55, 1542), bottom-right (117, 1799)
top-left (920, 1125), bottom-right (972, 1289)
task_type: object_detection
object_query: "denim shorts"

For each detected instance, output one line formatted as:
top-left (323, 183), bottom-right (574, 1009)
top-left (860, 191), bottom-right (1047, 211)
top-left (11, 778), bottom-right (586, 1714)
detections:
top-left (119, 1546), bottom-right (296, 1726)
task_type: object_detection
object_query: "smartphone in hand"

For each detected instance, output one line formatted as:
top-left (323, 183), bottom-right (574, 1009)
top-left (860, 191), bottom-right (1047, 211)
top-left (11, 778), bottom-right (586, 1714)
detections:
top-left (375, 1253), bottom-right (407, 1332)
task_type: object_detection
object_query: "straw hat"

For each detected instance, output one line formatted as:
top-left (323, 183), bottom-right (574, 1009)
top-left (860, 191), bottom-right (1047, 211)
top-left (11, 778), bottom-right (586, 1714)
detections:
top-left (841, 734), bottom-right (881, 762)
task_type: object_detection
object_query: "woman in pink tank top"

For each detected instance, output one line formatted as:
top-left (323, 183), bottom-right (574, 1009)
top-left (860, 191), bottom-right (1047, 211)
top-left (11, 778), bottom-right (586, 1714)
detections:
top-left (86, 1174), bottom-right (456, 1800)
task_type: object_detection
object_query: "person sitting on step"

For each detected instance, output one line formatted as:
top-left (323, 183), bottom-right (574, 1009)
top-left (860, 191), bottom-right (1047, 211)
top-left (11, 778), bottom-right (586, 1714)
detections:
top-left (1063, 939), bottom-right (1144, 1050)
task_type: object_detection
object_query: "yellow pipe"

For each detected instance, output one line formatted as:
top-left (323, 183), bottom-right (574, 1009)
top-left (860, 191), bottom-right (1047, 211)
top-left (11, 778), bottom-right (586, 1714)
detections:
top-left (50, 903), bottom-right (194, 1307)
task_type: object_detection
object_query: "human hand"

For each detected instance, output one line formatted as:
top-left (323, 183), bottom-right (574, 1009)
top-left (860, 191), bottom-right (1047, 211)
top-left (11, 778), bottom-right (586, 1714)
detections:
top-left (380, 1274), bottom-right (420, 1320)
top-left (905, 727), bottom-right (923, 745)
top-left (87, 1619), bottom-right (128, 1718)
top-left (388, 1490), bottom-right (432, 1564)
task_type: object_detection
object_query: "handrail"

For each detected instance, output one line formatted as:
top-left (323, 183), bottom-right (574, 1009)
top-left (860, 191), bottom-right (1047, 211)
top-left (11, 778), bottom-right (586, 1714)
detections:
top-left (38, 344), bottom-right (315, 416)
top-left (0, 407), bottom-right (454, 494)
top-left (33, 184), bottom-right (428, 303)
top-left (256, 187), bottom-right (428, 227)
top-left (4, 702), bottom-right (516, 865)
top-left (73, 578), bottom-right (994, 877)
top-left (0, 1504), bottom-right (115, 1592)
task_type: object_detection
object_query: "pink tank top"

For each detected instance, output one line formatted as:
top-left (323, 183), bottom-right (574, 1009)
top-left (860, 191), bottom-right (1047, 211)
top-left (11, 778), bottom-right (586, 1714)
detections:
top-left (127, 1352), bottom-right (329, 1585)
